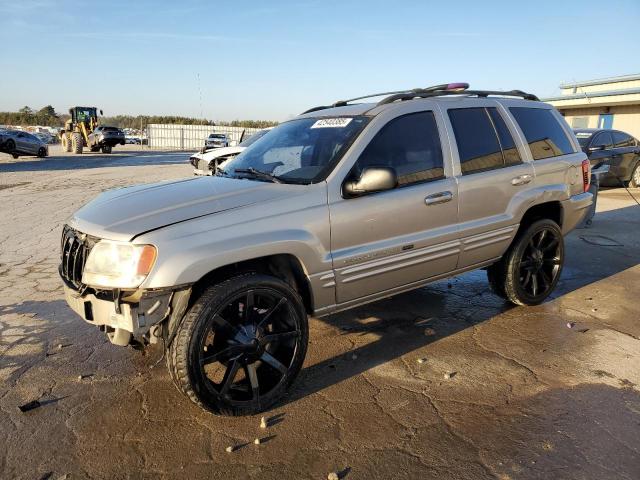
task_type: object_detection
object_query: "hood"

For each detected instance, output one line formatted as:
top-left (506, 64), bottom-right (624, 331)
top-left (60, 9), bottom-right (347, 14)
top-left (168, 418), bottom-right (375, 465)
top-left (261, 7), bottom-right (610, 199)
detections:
top-left (193, 145), bottom-right (245, 161)
top-left (69, 176), bottom-right (291, 241)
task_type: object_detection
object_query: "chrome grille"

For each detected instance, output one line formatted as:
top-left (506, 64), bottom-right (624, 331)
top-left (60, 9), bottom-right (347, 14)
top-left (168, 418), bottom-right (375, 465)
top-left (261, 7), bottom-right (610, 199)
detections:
top-left (59, 225), bottom-right (95, 290)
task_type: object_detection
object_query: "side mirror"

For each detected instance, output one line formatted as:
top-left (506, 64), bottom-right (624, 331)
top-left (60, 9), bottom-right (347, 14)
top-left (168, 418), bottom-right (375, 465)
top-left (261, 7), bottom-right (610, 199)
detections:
top-left (99, 110), bottom-right (103, 116)
top-left (343, 167), bottom-right (397, 198)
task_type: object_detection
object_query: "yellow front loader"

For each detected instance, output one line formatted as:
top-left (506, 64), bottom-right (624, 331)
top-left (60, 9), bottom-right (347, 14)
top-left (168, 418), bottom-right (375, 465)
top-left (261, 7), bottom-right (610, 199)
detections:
top-left (59, 106), bottom-right (102, 154)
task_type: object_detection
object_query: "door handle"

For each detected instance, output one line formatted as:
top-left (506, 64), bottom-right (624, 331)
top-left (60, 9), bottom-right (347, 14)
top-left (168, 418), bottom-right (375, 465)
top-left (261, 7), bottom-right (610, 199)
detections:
top-left (511, 174), bottom-right (533, 186)
top-left (425, 191), bottom-right (453, 206)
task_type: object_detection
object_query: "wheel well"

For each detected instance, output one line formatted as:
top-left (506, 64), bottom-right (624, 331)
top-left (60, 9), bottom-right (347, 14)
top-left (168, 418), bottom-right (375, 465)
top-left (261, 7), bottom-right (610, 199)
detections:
top-left (519, 202), bottom-right (563, 233)
top-left (191, 254), bottom-right (314, 314)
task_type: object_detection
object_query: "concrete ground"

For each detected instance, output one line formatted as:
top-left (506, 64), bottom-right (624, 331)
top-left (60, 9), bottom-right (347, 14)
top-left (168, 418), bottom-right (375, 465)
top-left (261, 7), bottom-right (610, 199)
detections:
top-left (1, 146), bottom-right (639, 480)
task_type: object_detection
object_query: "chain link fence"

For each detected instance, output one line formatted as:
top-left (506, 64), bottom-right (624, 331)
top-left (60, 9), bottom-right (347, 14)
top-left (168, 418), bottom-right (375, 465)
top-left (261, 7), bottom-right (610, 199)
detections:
top-left (146, 124), bottom-right (262, 150)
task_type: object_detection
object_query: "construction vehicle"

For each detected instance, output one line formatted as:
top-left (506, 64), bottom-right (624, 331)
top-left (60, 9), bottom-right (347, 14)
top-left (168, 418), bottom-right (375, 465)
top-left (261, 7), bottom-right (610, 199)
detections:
top-left (60, 107), bottom-right (124, 154)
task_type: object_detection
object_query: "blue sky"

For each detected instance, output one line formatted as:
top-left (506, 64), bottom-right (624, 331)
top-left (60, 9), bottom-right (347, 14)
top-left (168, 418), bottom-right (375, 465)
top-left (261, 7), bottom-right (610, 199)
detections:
top-left (1, 0), bottom-right (639, 121)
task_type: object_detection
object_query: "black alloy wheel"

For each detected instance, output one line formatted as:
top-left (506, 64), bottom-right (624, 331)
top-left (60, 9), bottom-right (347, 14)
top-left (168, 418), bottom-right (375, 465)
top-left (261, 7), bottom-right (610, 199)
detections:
top-left (517, 227), bottom-right (562, 297)
top-left (168, 274), bottom-right (308, 416)
top-left (502, 219), bottom-right (565, 306)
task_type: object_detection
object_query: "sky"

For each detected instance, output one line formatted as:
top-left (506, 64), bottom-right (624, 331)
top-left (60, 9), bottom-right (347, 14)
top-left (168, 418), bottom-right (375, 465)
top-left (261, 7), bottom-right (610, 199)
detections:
top-left (1, 0), bottom-right (639, 122)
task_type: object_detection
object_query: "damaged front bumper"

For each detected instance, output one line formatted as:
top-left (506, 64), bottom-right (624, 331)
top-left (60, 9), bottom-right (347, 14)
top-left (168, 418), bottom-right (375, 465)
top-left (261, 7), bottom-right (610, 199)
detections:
top-left (62, 284), bottom-right (191, 346)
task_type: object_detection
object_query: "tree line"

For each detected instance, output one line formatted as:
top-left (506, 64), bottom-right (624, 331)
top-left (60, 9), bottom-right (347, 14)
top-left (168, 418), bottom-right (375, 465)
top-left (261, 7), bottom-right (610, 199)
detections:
top-left (0, 106), bottom-right (278, 130)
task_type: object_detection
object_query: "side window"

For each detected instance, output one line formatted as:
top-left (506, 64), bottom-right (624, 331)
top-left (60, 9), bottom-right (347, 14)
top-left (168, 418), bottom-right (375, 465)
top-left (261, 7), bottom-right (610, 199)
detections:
top-left (448, 107), bottom-right (504, 174)
top-left (591, 132), bottom-right (613, 149)
top-left (487, 108), bottom-right (522, 166)
top-left (509, 107), bottom-right (576, 160)
top-left (355, 111), bottom-right (444, 186)
top-left (612, 131), bottom-right (636, 148)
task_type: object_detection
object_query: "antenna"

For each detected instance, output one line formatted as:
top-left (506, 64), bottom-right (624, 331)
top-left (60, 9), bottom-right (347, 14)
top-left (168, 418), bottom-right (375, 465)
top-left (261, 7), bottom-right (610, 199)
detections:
top-left (197, 73), bottom-right (204, 124)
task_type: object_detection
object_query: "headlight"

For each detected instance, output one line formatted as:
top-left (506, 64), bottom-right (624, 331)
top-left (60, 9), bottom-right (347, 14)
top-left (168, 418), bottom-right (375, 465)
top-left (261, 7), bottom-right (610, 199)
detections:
top-left (82, 240), bottom-right (157, 288)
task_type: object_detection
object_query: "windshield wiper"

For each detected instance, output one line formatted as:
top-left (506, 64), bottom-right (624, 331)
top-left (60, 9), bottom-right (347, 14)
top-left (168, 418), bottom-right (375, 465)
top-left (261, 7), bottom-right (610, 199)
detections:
top-left (215, 167), bottom-right (232, 177)
top-left (234, 168), bottom-right (283, 184)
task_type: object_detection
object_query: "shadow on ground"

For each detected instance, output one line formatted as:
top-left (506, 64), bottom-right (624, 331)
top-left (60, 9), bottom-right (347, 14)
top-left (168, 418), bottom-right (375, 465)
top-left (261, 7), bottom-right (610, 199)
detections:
top-left (0, 150), bottom-right (189, 172)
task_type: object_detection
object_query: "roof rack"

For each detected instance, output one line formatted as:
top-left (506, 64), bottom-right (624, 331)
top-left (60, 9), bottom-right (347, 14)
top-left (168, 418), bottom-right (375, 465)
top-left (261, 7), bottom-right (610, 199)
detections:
top-left (301, 83), bottom-right (538, 114)
top-left (377, 88), bottom-right (539, 105)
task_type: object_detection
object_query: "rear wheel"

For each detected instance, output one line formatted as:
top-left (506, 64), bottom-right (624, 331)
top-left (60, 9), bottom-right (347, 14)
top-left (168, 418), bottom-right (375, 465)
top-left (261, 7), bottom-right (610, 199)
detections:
top-left (630, 162), bottom-right (640, 188)
top-left (61, 133), bottom-right (72, 152)
top-left (12, 153), bottom-right (19, 159)
top-left (167, 273), bottom-right (308, 416)
top-left (71, 132), bottom-right (83, 154)
top-left (501, 219), bottom-right (564, 306)
top-left (101, 145), bottom-right (112, 154)
top-left (5, 139), bottom-right (16, 153)
top-left (37, 147), bottom-right (47, 158)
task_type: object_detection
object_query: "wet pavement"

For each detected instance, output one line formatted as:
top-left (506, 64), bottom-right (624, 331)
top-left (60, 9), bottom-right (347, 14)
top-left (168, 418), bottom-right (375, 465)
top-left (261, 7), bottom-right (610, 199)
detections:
top-left (1, 147), bottom-right (639, 479)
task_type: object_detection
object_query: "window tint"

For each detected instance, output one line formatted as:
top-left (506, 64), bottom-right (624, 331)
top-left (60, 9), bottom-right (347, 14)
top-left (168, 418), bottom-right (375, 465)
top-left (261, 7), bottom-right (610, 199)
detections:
top-left (509, 107), bottom-right (575, 160)
top-left (354, 111), bottom-right (444, 186)
top-left (612, 131), bottom-right (636, 148)
top-left (448, 108), bottom-right (504, 174)
top-left (591, 132), bottom-right (613, 149)
top-left (488, 108), bottom-right (522, 165)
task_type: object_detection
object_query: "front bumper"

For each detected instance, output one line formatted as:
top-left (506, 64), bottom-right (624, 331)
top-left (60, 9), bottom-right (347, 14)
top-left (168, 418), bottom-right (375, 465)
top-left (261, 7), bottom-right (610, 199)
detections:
top-left (62, 284), bottom-right (173, 345)
top-left (561, 191), bottom-right (593, 234)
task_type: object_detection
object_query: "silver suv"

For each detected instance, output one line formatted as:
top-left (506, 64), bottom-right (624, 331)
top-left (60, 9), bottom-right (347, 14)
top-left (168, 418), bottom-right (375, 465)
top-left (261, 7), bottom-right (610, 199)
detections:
top-left (59, 83), bottom-right (592, 415)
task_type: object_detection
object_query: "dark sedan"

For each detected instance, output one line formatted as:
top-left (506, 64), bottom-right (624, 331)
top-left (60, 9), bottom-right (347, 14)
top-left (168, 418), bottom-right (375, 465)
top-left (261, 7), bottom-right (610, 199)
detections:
top-left (574, 129), bottom-right (640, 187)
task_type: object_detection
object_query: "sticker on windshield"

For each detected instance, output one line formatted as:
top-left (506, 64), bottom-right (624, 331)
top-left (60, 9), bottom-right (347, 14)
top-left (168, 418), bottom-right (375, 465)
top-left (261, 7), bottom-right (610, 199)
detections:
top-left (575, 132), bottom-right (591, 137)
top-left (311, 118), bottom-right (353, 129)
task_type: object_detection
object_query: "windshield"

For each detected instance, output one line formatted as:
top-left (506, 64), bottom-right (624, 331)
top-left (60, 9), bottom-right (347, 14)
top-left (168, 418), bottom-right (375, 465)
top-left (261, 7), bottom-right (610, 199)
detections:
top-left (238, 129), bottom-right (270, 147)
top-left (209, 134), bottom-right (226, 139)
top-left (221, 116), bottom-right (369, 184)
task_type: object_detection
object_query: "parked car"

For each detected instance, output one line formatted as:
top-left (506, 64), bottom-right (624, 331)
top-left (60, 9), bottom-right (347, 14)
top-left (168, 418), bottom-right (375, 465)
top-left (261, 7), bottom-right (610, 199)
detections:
top-left (574, 129), bottom-right (640, 187)
top-left (204, 133), bottom-right (230, 149)
top-left (59, 83), bottom-right (592, 416)
top-left (190, 128), bottom-right (272, 175)
top-left (0, 129), bottom-right (48, 158)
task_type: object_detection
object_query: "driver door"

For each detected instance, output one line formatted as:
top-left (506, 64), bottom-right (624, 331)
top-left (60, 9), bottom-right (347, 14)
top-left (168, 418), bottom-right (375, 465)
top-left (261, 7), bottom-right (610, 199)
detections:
top-left (328, 110), bottom-right (459, 304)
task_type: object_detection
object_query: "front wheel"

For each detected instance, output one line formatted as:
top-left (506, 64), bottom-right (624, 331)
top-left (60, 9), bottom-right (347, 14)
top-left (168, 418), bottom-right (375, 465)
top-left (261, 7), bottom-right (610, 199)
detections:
top-left (167, 273), bottom-right (309, 416)
top-left (101, 145), bottom-right (112, 154)
top-left (37, 147), bottom-right (47, 158)
top-left (71, 132), bottom-right (83, 154)
top-left (499, 219), bottom-right (564, 306)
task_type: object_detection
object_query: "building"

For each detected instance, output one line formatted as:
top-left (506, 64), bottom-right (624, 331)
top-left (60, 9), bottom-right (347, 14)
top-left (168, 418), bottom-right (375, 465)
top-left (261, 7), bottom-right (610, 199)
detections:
top-left (543, 73), bottom-right (640, 138)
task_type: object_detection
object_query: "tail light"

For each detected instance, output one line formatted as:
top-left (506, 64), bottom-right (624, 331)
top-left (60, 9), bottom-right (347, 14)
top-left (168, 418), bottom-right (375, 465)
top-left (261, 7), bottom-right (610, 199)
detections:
top-left (581, 159), bottom-right (590, 192)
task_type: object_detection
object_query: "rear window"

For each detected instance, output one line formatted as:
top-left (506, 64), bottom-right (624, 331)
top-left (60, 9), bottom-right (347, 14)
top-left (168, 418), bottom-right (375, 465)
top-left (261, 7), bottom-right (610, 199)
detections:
top-left (509, 107), bottom-right (575, 160)
top-left (612, 131), bottom-right (636, 148)
top-left (448, 107), bottom-right (521, 174)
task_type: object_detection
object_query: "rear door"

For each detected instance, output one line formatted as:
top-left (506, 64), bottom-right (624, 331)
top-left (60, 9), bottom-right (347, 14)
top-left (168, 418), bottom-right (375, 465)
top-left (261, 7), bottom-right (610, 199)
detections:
top-left (15, 132), bottom-right (30, 153)
top-left (441, 100), bottom-right (533, 268)
top-left (328, 107), bottom-right (459, 304)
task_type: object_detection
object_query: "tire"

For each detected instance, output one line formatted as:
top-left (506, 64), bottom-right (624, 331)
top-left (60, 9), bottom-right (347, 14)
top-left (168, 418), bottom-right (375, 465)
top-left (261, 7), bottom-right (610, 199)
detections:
top-left (167, 273), bottom-right (309, 416)
top-left (61, 134), bottom-right (72, 152)
top-left (71, 132), bottom-right (83, 154)
top-left (12, 153), bottom-right (19, 159)
top-left (101, 145), bottom-right (112, 154)
top-left (501, 219), bottom-right (564, 306)
top-left (5, 139), bottom-right (16, 152)
top-left (37, 147), bottom-right (47, 158)
top-left (630, 162), bottom-right (640, 188)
